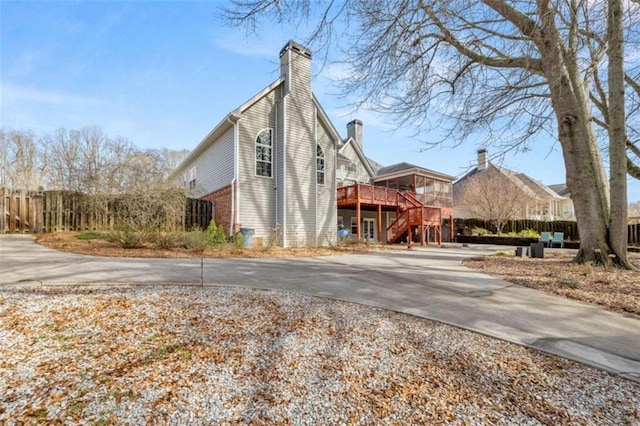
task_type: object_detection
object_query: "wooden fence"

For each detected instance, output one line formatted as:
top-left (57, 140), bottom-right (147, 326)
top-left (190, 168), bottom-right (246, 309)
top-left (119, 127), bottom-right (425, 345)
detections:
top-left (185, 197), bottom-right (214, 230)
top-left (1, 187), bottom-right (44, 233)
top-left (2, 187), bottom-right (213, 233)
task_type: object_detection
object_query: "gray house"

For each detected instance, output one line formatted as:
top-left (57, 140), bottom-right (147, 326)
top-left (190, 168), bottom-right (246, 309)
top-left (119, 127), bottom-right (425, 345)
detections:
top-left (173, 41), bottom-right (339, 247)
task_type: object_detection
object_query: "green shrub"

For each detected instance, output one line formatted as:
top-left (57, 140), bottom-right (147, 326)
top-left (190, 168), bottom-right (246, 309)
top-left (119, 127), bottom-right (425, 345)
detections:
top-left (518, 228), bottom-right (540, 238)
top-left (75, 231), bottom-right (104, 241)
top-left (471, 227), bottom-right (491, 236)
top-left (104, 231), bottom-right (144, 249)
top-left (178, 231), bottom-right (210, 252)
top-left (205, 220), bottom-right (227, 247)
top-left (151, 232), bottom-right (180, 250)
top-left (234, 232), bottom-right (244, 250)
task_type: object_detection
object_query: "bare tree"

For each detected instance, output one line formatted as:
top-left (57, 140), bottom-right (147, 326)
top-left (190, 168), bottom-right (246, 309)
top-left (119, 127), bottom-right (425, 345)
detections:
top-left (454, 166), bottom-right (537, 234)
top-left (0, 128), bottom-right (47, 189)
top-left (222, 0), bottom-right (637, 266)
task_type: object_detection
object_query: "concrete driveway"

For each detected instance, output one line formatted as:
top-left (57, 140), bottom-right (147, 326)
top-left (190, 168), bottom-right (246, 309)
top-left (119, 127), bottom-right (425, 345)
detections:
top-left (1, 234), bottom-right (639, 381)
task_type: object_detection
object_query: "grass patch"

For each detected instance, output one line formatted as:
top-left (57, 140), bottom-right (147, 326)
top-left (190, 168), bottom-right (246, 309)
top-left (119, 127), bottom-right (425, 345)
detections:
top-left (75, 231), bottom-right (104, 241)
top-left (68, 402), bottom-right (84, 412)
top-left (32, 409), bottom-right (48, 419)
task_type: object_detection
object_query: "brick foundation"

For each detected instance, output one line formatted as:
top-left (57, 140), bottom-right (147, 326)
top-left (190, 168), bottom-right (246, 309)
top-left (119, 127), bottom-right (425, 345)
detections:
top-left (202, 186), bottom-right (233, 235)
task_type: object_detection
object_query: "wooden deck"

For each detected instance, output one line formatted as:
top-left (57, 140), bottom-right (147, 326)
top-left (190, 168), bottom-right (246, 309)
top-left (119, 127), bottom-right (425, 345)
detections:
top-left (337, 184), bottom-right (414, 210)
top-left (337, 184), bottom-right (454, 244)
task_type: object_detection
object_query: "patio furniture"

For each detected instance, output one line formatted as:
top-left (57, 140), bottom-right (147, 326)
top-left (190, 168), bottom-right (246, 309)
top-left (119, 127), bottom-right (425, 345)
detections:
top-left (539, 232), bottom-right (551, 247)
top-left (551, 232), bottom-right (564, 248)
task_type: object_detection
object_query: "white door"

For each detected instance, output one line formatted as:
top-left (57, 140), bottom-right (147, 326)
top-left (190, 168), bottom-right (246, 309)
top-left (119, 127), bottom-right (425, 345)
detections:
top-left (362, 218), bottom-right (376, 242)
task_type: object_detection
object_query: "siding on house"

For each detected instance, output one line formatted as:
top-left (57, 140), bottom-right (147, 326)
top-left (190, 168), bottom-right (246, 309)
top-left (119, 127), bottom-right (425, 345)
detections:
top-left (316, 112), bottom-right (337, 245)
top-left (182, 127), bottom-right (235, 198)
top-left (237, 86), bottom-right (280, 238)
top-left (282, 45), bottom-right (317, 246)
top-left (276, 96), bottom-right (286, 242)
top-left (337, 142), bottom-right (373, 186)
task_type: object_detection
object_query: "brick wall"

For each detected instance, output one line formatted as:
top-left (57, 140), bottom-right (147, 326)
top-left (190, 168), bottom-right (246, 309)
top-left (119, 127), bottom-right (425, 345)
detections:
top-left (203, 185), bottom-right (232, 235)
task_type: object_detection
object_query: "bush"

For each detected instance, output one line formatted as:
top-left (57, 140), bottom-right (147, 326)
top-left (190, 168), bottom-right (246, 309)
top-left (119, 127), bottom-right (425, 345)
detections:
top-left (205, 220), bottom-right (227, 247)
top-left (150, 232), bottom-right (180, 250)
top-left (518, 228), bottom-right (540, 238)
top-left (234, 232), bottom-right (244, 250)
top-left (75, 231), bottom-right (104, 241)
top-left (104, 230), bottom-right (144, 249)
top-left (177, 231), bottom-right (210, 252)
top-left (471, 227), bottom-right (491, 236)
top-left (506, 229), bottom-right (541, 238)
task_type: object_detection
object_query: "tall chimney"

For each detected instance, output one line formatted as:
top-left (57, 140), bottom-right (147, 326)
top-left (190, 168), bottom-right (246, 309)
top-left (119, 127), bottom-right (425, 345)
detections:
top-left (279, 40), bottom-right (312, 96)
top-left (347, 119), bottom-right (363, 151)
top-left (477, 149), bottom-right (488, 171)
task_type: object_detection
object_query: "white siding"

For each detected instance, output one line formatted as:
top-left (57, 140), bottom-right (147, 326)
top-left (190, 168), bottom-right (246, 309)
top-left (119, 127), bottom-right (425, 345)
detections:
top-left (337, 142), bottom-right (373, 186)
top-left (237, 87), bottom-right (279, 239)
top-left (284, 50), bottom-right (316, 246)
top-left (316, 114), bottom-right (337, 245)
top-left (183, 128), bottom-right (234, 198)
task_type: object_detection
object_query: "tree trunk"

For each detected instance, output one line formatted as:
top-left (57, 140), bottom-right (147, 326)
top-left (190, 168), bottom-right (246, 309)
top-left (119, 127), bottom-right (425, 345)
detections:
top-left (607, 0), bottom-right (632, 268)
top-left (538, 18), bottom-right (613, 263)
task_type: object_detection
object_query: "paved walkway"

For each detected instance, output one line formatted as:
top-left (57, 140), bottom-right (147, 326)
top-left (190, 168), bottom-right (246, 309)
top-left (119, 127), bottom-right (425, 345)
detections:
top-left (1, 234), bottom-right (639, 381)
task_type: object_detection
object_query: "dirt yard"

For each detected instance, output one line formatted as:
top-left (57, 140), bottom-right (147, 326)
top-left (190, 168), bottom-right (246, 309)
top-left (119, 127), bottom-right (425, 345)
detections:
top-left (463, 250), bottom-right (640, 317)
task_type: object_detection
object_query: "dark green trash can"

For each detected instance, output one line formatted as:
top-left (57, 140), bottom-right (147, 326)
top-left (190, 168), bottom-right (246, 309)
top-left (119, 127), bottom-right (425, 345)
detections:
top-left (239, 228), bottom-right (255, 248)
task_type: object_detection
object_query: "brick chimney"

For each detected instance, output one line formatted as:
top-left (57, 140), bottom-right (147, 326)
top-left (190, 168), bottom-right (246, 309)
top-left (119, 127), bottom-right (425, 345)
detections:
top-left (477, 149), bottom-right (488, 171)
top-left (347, 119), bottom-right (363, 151)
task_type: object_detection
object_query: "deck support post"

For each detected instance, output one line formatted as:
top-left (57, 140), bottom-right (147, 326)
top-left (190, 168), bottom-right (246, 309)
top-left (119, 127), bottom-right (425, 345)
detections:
top-left (450, 214), bottom-right (454, 242)
top-left (356, 185), bottom-right (361, 242)
top-left (377, 205), bottom-right (382, 243)
top-left (420, 208), bottom-right (425, 246)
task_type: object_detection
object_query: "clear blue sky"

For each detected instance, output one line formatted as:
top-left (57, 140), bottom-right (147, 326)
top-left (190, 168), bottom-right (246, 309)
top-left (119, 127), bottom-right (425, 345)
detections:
top-left (2, 1), bottom-right (639, 202)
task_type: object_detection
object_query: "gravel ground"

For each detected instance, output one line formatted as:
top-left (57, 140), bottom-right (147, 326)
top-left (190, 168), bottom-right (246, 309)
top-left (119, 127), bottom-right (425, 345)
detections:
top-left (1, 285), bottom-right (639, 425)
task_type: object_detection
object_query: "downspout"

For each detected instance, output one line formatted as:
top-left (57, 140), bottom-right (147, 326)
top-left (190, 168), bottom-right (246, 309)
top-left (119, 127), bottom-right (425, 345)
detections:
top-left (282, 96), bottom-right (288, 247)
top-left (314, 106), bottom-right (318, 246)
top-left (227, 114), bottom-right (240, 236)
top-left (274, 105), bottom-right (278, 240)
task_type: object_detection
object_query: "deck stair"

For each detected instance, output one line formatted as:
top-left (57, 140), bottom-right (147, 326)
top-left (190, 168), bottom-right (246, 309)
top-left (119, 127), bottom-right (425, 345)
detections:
top-left (386, 192), bottom-right (443, 244)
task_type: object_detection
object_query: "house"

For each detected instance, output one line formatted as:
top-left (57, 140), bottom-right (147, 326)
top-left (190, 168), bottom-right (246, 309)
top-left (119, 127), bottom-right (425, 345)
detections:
top-left (172, 41), bottom-right (338, 247)
top-left (173, 41), bottom-right (455, 247)
top-left (548, 183), bottom-right (576, 220)
top-left (453, 149), bottom-right (576, 222)
top-left (336, 128), bottom-right (456, 243)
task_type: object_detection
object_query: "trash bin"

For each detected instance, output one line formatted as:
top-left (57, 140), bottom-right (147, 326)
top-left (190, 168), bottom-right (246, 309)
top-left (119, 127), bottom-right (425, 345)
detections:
top-left (239, 228), bottom-right (255, 248)
top-left (530, 242), bottom-right (544, 258)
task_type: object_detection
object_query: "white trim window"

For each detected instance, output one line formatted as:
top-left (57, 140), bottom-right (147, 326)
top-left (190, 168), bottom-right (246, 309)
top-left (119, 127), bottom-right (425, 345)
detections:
top-left (316, 143), bottom-right (325, 185)
top-left (188, 166), bottom-right (197, 190)
top-left (256, 128), bottom-right (273, 178)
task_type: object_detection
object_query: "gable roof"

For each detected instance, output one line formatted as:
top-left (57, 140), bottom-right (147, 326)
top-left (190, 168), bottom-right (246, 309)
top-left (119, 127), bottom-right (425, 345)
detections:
top-left (173, 77), bottom-right (342, 180)
top-left (454, 162), bottom-right (565, 200)
top-left (373, 162), bottom-right (455, 182)
top-left (549, 183), bottom-right (571, 197)
top-left (337, 136), bottom-right (376, 178)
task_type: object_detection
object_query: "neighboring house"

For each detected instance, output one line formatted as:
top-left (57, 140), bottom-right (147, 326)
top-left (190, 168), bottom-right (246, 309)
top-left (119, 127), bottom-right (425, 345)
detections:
top-left (548, 183), bottom-right (576, 220)
top-left (173, 41), bottom-right (455, 247)
top-left (172, 41), bottom-right (339, 247)
top-left (454, 149), bottom-right (576, 222)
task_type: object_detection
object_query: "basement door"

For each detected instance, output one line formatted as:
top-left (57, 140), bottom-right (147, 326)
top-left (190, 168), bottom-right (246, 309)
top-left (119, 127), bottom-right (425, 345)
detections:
top-left (362, 218), bottom-right (376, 242)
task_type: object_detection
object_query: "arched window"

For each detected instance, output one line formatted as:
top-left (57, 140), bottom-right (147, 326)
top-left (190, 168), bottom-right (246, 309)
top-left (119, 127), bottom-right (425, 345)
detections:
top-left (255, 129), bottom-right (272, 177)
top-left (316, 143), bottom-right (325, 185)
